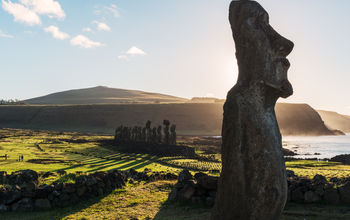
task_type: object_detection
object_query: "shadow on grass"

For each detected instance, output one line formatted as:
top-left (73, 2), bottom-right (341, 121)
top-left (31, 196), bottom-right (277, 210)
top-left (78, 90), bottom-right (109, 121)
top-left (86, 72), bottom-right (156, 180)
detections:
top-left (153, 200), bottom-right (211, 220)
top-left (154, 200), bottom-right (350, 220)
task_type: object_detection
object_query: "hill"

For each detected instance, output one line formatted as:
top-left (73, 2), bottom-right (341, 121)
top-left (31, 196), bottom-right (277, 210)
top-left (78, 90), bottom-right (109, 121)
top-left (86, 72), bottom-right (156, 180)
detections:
top-left (317, 110), bottom-right (350, 133)
top-left (25, 86), bottom-right (188, 105)
top-left (0, 103), bottom-right (338, 136)
top-left (275, 103), bottom-right (334, 136)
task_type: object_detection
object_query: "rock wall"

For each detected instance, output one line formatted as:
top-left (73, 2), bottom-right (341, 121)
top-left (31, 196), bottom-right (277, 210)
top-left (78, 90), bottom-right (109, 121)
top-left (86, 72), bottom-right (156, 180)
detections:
top-left (0, 169), bottom-right (177, 212)
top-left (169, 170), bottom-right (350, 206)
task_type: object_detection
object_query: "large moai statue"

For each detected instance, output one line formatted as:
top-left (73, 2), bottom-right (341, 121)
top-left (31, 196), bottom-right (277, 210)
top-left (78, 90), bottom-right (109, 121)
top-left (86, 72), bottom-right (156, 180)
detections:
top-left (114, 125), bottom-right (123, 142)
top-left (170, 124), bottom-right (177, 145)
top-left (163, 120), bottom-right (170, 144)
top-left (211, 1), bottom-right (294, 220)
top-left (157, 125), bottom-right (162, 143)
top-left (145, 120), bottom-right (151, 143)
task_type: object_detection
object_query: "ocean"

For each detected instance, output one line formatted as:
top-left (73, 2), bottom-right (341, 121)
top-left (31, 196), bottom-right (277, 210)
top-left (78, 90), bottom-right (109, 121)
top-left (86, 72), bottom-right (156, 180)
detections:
top-left (283, 134), bottom-right (350, 159)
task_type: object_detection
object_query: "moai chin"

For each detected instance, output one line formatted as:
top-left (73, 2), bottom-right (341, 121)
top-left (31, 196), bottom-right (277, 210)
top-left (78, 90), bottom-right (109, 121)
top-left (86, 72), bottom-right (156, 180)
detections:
top-left (211, 1), bottom-right (294, 220)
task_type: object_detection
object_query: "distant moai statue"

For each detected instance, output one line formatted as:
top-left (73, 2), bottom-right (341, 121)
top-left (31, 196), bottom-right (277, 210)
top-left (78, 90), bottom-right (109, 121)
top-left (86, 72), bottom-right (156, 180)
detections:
top-left (141, 127), bottom-right (146, 142)
top-left (157, 126), bottom-right (162, 143)
top-left (145, 120), bottom-right (151, 143)
top-left (114, 125), bottom-right (123, 142)
top-left (211, 1), bottom-right (294, 219)
top-left (132, 126), bottom-right (137, 141)
top-left (151, 127), bottom-right (157, 143)
top-left (137, 127), bottom-right (142, 141)
top-left (163, 120), bottom-right (170, 144)
top-left (170, 124), bottom-right (176, 145)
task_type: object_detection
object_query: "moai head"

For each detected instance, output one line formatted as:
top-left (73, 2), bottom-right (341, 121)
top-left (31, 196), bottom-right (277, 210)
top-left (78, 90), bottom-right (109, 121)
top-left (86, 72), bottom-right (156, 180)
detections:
top-left (146, 120), bottom-right (151, 129)
top-left (163, 120), bottom-right (170, 127)
top-left (229, 0), bottom-right (294, 99)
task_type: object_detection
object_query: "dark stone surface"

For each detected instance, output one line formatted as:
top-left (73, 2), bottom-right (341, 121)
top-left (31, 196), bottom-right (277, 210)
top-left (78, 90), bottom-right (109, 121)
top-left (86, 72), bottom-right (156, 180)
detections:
top-left (34, 199), bottom-right (51, 210)
top-left (212, 1), bottom-right (294, 219)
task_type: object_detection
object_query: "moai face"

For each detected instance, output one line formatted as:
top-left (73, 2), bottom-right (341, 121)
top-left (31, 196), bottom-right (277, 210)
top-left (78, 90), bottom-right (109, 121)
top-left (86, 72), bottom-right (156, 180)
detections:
top-left (229, 0), bottom-right (294, 98)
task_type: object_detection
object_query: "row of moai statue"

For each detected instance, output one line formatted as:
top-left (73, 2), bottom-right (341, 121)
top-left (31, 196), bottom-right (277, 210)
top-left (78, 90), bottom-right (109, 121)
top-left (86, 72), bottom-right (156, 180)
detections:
top-left (114, 120), bottom-right (176, 145)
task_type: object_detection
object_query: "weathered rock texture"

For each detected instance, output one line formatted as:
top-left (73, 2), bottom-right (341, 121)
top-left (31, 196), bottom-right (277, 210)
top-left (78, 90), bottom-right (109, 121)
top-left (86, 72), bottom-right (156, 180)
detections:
top-left (211, 1), bottom-right (294, 219)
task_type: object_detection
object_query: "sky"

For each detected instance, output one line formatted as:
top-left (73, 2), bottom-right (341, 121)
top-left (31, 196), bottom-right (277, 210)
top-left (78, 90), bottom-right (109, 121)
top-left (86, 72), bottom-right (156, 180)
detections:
top-left (1, 0), bottom-right (350, 115)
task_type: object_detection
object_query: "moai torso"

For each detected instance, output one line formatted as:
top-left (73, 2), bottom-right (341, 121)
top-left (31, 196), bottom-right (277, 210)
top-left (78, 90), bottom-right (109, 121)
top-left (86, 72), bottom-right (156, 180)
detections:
top-left (170, 124), bottom-right (176, 145)
top-left (157, 126), bottom-right (162, 143)
top-left (145, 120), bottom-right (151, 143)
top-left (163, 120), bottom-right (170, 144)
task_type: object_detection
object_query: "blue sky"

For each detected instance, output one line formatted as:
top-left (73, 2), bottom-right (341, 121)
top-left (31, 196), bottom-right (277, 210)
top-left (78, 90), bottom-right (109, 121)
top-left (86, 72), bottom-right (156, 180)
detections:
top-left (1, 0), bottom-right (350, 115)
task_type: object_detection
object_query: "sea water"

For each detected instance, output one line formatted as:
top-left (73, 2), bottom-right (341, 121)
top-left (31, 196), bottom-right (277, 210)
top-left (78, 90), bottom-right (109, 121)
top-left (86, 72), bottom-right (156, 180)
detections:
top-left (283, 134), bottom-right (350, 159)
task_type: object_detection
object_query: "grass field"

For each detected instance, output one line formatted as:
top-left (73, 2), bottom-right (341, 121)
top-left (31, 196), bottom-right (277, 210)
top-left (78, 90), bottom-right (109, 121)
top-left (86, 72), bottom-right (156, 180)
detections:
top-left (1, 128), bottom-right (350, 219)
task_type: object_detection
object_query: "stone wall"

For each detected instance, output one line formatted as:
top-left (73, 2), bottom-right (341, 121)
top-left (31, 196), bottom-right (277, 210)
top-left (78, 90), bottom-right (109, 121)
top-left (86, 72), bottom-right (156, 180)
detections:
top-left (169, 170), bottom-right (350, 206)
top-left (0, 169), bottom-right (177, 212)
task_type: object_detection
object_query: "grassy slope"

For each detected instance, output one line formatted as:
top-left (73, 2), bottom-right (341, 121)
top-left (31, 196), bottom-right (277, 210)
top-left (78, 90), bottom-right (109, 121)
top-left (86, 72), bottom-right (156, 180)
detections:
top-left (1, 129), bottom-right (350, 219)
top-left (0, 103), bottom-right (336, 136)
top-left (318, 110), bottom-right (350, 133)
top-left (25, 86), bottom-right (188, 105)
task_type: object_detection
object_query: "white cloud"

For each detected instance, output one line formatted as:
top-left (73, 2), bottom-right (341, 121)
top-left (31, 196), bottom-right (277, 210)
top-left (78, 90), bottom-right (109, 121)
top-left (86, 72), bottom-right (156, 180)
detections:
top-left (93, 21), bottom-right (110, 31)
top-left (70, 35), bottom-right (102, 49)
top-left (126, 46), bottom-right (147, 56)
top-left (82, 27), bottom-right (92, 32)
top-left (94, 4), bottom-right (119, 18)
top-left (106, 4), bottom-right (119, 18)
top-left (0, 29), bottom-right (13, 38)
top-left (19, 0), bottom-right (65, 19)
top-left (2, 0), bottom-right (41, 26)
top-left (205, 93), bottom-right (214, 98)
top-left (44, 25), bottom-right (69, 40)
top-left (117, 55), bottom-right (128, 60)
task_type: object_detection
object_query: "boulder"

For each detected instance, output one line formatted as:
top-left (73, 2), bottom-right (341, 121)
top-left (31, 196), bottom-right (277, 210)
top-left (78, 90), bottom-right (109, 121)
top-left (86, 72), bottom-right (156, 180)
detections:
top-left (196, 174), bottom-right (218, 190)
top-left (24, 181), bottom-right (37, 192)
top-left (76, 185), bottom-right (87, 197)
top-left (11, 198), bottom-right (33, 211)
top-left (291, 187), bottom-right (304, 202)
top-left (324, 188), bottom-right (340, 205)
top-left (9, 170), bottom-right (38, 185)
top-left (34, 199), bottom-right (51, 210)
top-left (178, 170), bottom-right (192, 183)
top-left (339, 182), bottom-right (350, 203)
top-left (304, 191), bottom-right (321, 203)
top-left (5, 190), bottom-right (21, 204)
top-left (179, 184), bottom-right (196, 201)
top-left (0, 204), bottom-right (9, 212)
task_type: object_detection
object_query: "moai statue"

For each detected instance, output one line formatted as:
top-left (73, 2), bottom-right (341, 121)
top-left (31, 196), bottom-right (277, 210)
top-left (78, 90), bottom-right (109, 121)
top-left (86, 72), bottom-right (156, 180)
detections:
top-left (132, 126), bottom-right (137, 141)
top-left (114, 125), bottom-right (123, 142)
top-left (145, 120), bottom-right (151, 143)
top-left (157, 125), bottom-right (162, 143)
top-left (211, 1), bottom-right (294, 220)
top-left (142, 127), bottom-right (146, 142)
top-left (163, 120), bottom-right (170, 144)
top-left (137, 127), bottom-right (142, 141)
top-left (122, 127), bottom-right (128, 142)
top-left (170, 124), bottom-right (176, 145)
top-left (151, 127), bottom-right (157, 143)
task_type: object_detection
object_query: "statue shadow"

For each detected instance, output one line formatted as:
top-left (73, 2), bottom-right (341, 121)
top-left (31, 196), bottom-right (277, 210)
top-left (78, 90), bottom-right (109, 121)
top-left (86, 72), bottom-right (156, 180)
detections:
top-left (153, 200), bottom-right (211, 220)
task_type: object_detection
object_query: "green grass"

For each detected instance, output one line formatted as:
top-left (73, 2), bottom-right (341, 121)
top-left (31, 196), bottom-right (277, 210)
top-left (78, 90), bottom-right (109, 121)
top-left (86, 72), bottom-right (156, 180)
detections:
top-left (1, 128), bottom-right (350, 219)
